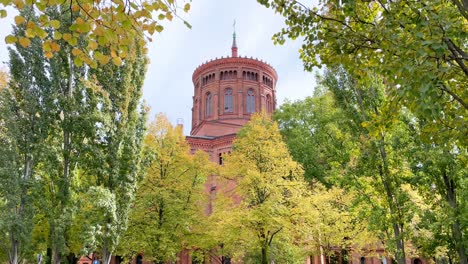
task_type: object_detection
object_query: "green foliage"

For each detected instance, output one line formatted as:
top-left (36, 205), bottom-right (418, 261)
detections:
top-left (259, 0), bottom-right (467, 147)
top-left (119, 114), bottom-right (212, 263)
top-left (0, 6), bottom-right (149, 263)
top-left (214, 112), bottom-right (310, 264)
top-left (275, 68), bottom-right (421, 263)
top-left (274, 90), bottom-right (353, 186)
top-left (0, 8), bottom-right (54, 263)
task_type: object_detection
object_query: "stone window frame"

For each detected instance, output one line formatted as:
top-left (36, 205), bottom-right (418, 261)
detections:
top-left (266, 94), bottom-right (272, 113)
top-left (224, 88), bottom-right (234, 113)
top-left (205, 92), bottom-right (212, 117)
top-left (246, 88), bottom-right (255, 113)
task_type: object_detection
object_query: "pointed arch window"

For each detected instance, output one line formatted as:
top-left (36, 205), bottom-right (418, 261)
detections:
top-left (247, 89), bottom-right (255, 113)
top-left (266, 94), bottom-right (272, 113)
top-left (205, 92), bottom-right (212, 117)
top-left (224, 88), bottom-right (233, 112)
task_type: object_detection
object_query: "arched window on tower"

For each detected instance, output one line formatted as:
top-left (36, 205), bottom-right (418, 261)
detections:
top-left (247, 89), bottom-right (255, 113)
top-left (205, 92), bottom-right (212, 117)
top-left (266, 94), bottom-right (272, 113)
top-left (224, 88), bottom-right (233, 112)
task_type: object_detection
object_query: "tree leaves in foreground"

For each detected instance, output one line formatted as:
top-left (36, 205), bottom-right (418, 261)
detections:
top-left (2, 0), bottom-right (192, 67)
top-left (259, 0), bottom-right (467, 147)
top-left (119, 114), bottom-right (212, 263)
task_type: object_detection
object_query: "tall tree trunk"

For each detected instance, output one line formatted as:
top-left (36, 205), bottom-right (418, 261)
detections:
top-left (9, 155), bottom-right (33, 264)
top-left (261, 245), bottom-right (268, 264)
top-left (377, 137), bottom-right (406, 264)
top-left (52, 243), bottom-right (61, 264)
top-left (442, 168), bottom-right (467, 264)
top-left (8, 234), bottom-right (18, 264)
top-left (452, 221), bottom-right (467, 264)
top-left (67, 252), bottom-right (77, 264)
top-left (102, 245), bottom-right (112, 264)
top-left (51, 53), bottom-right (74, 264)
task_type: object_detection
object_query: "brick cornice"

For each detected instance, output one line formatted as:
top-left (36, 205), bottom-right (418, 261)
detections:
top-left (192, 56), bottom-right (278, 83)
top-left (186, 134), bottom-right (237, 149)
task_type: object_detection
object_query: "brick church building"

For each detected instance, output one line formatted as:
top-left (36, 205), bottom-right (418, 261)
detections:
top-left (186, 31), bottom-right (277, 164)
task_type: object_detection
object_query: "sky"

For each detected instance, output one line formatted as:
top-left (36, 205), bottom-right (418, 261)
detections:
top-left (0, 0), bottom-right (318, 135)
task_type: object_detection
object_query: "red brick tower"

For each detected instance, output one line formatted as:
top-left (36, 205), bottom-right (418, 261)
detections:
top-left (186, 31), bottom-right (278, 163)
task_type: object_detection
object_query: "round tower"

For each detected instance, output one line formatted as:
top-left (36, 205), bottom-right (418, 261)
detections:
top-left (190, 33), bottom-right (278, 137)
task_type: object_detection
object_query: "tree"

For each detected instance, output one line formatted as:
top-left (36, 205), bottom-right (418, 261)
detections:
top-left (274, 88), bottom-right (353, 186)
top-left (2, 0), bottom-right (192, 66)
top-left (119, 114), bottom-right (212, 263)
top-left (405, 120), bottom-right (467, 263)
top-left (215, 112), bottom-right (309, 264)
top-left (0, 69), bottom-right (8, 89)
top-left (276, 68), bottom-right (421, 264)
top-left (74, 41), bottom-right (148, 264)
top-left (0, 6), bottom-right (152, 263)
top-left (260, 0), bottom-right (467, 261)
top-left (0, 9), bottom-right (54, 263)
top-left (258, 0), bottom-right (467, 146)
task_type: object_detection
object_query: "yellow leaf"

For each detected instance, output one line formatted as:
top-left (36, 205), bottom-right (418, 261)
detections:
top-left (18, 37), bottom-right (31, 47)
top-left (42, 41), bottom-right (51, 51)
top-left (50, 19), bottom-right (60, 29)
top-left (166, 12), bottom-right (173, 21)
top-left (119, 50), bottom-right (127, 58)
top-left (87, 41), bottom-right (98, 50)
top-left (44, 51), bottom-right (54, 58)
top-left (5, 35), bottom-right (18, 44)
top-left (76, 17), bottom-right (84, 25)
top-left (53, 31), bottom-right (62, 40)
top-left (0, 9), bottom-right (7, 18)
top-left (112, 57), bottom-right (122, 66)
top-left (14, 15), bottom-right (26, 25)
top-left (50, 42), bottom-right (61, 52)
top-left (71, 48), bottom-right (81, 56)
top-left (62, 33), bottom-right (72, 41)
top-left (13, 0), bottom-right (24, 9)
top-left (73, 57), bottom-right (83, 66)
top-left (183, 3), bottom-right (190, 12)
top-left (35, 28), bottom-right (47, 39)
top-left (26, 21), bottom-right (35, 29)
top-left (155, 25), bottom-right (163, 33)
top-left (110, 49), bottom-right (117, 58)
top-left (25, 28), bottom-right (35, 38)
top-left (98, 55), bottom-right (111, 65)
top-left (72, 4), bottom-right (80, 12)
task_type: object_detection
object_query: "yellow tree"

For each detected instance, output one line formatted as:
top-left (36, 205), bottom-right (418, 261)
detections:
top-left (118, 114), bottom-right (213, 263)
top-left (215, 112), bottom-right (309, 264)
top-left (0, 70), bottom-right (8, 90)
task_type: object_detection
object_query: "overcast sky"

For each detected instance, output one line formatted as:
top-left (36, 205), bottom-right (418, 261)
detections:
top-left (0, 0), bottom-right (318, 134)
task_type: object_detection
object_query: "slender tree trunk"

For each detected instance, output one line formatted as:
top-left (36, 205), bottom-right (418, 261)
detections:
top-left (9, 155), bottom-right (33, 264)
top-left (8, 234), bottom-right (18, 264)
top-left (51, 53), bottom-right (74, 264)
top-left (261, 244), bottom-right (268, 264)
top-left (377, 137), bottom-right (406, 264)
top-left (67, 253), bottom-right (78, 264)
top-left (452, 221), bottom-right (467, 264)
top-left (52, 243), bottom-right (61, 264)
top-left (102, 246), bottom-right (113, 264)
top-left (442, 168), bottom-right (467, 264)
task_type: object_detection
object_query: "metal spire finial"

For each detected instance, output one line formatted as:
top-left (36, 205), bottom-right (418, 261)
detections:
top-left (232, 19), bottom-right (237, 48)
